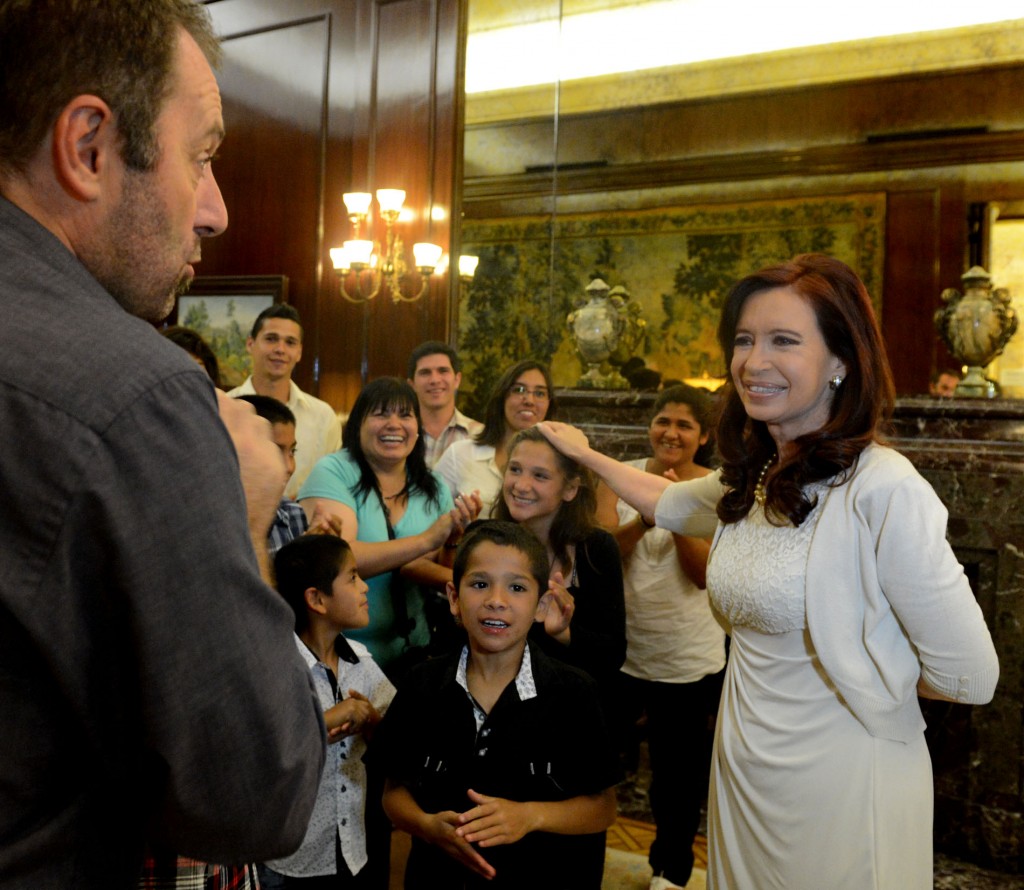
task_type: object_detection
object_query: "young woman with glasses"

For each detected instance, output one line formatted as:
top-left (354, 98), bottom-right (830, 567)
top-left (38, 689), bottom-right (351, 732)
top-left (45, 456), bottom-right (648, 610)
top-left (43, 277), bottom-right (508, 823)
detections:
top-left (435, 360), bottom-right (558, 515)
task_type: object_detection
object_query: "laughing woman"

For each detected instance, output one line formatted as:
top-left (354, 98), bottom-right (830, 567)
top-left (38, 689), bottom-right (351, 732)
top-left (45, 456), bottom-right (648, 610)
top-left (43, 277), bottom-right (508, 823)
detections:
top-left (537, 254), bottom-right (998, 890)
top-left (299, 378), bottom-right (477, 675)
top-left (493, 427), bottom-right (626, 697)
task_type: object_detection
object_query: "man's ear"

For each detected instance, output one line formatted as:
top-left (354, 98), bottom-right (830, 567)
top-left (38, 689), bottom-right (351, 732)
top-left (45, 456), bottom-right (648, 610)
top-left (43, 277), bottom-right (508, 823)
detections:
top-left (51, 95), bottom-right (118, 202)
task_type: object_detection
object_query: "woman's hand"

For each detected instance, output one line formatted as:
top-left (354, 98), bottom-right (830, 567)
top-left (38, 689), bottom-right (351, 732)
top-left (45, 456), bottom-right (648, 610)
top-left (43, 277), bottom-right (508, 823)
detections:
top-left (451, 490), bottom-right (483, 535)
top-left (422, 511), bottom-right (456, 551)
top-left (538, 572), bottom-right (574, 645)
top-left (535, 421), bottom-right (591, 462)
top-left (305, 504), bottom-right (345, 537)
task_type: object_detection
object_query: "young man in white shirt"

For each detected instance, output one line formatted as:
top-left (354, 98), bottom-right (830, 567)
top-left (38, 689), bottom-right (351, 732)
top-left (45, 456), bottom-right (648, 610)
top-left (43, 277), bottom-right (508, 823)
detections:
top-left (230, 304), bottom-right (341, 498)
top-left (407, 341), bottom-right (482, 468)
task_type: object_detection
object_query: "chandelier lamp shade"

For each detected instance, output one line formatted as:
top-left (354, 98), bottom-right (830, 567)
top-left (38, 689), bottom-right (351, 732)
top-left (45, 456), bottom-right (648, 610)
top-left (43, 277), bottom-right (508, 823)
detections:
top-left (330, 189), bottom-right (476, 303)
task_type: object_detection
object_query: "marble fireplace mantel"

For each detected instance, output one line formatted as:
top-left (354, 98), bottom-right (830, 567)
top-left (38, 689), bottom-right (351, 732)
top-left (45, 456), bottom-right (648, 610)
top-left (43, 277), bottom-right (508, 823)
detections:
top-left (558, 389), bottom-right (1024, 874)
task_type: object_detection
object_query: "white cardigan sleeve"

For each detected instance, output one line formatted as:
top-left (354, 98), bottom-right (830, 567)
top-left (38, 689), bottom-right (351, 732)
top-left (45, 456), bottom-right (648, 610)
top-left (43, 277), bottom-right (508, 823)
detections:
top-left (653, 469), bottom-right (726, 539)
top-left (872, 471), bottom-right (999, 704)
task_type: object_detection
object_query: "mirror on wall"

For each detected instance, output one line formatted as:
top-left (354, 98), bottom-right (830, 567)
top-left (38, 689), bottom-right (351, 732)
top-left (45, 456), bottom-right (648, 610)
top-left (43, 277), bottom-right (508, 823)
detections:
top-left (987, 205), bottom-right (1024, 397)
top-left (459, 2), bottom-right (1024, 406)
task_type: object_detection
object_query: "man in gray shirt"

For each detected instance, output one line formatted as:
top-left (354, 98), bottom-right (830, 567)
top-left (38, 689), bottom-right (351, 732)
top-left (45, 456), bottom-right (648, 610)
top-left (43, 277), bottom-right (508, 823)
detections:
top-left (0, 2), bottom-right (325, 887)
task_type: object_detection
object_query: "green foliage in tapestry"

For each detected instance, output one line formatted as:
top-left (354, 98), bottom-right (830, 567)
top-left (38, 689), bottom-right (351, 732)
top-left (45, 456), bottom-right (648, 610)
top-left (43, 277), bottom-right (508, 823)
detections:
top-left (460, 194), bottom-right (885, 399)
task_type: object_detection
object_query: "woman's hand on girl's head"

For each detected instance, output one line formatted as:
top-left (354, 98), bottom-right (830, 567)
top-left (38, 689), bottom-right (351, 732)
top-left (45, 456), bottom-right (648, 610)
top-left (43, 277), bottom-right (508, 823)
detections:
top-left (536, 422), bottom-right (590, 462)
top-left (538, 572), bottom-right (574, 645)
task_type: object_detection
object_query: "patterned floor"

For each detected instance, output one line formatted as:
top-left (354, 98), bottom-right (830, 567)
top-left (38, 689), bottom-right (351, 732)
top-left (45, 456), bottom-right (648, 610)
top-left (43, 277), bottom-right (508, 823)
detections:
top-left (606, 816), bottom-right (707, 873)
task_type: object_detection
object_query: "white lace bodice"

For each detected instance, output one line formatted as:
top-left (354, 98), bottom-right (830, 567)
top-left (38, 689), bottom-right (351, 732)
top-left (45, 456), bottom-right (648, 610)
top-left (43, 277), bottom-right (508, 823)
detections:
top-left (707, 489), bottom-right (827, 634)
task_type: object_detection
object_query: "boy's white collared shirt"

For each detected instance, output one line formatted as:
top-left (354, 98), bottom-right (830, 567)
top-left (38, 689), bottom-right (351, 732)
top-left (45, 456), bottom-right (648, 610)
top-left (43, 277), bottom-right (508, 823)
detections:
top-left (456, 642), bottom-right (538, 731)
top-left (266, 633), bottom-right (394, 878)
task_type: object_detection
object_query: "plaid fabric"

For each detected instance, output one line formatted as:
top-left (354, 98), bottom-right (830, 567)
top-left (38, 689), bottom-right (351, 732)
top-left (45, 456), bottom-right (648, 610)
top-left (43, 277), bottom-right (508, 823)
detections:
top-left (138, 855), bottom-right (259, 890)
top-left (268, 498), bottom-right (309, 556)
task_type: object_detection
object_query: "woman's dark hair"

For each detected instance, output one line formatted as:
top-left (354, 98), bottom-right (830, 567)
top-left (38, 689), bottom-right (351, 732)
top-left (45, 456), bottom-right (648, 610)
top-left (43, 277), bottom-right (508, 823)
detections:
top-left (650, 384), bottom-right (716, 468)
top-left (475, 360), bottom-right (558, 448)
top-left (491, 427), bottom-right (597, 572)
top-left (162, 325), bottom-right (221, 387)
top-left (274, 535), bottom-right (353, 634)
top-left (715, 253), bottom-right (894, 527)
top-left (341, 377), bottom-right (443, 509)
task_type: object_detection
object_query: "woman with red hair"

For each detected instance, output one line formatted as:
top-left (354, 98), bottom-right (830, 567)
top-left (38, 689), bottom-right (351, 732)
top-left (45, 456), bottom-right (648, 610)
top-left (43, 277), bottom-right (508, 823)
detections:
top-left (538, 254), bottom-right (998, 890)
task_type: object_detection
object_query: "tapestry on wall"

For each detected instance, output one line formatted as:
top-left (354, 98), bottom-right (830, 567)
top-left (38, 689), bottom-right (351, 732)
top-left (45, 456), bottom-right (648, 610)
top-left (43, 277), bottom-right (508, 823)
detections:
top-left (458, 193), bottom-right (885, 415)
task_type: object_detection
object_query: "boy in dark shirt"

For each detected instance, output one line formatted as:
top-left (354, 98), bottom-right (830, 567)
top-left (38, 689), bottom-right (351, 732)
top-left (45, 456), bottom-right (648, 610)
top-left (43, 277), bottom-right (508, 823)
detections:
top-left (374, 521), bottom-right (621, 888)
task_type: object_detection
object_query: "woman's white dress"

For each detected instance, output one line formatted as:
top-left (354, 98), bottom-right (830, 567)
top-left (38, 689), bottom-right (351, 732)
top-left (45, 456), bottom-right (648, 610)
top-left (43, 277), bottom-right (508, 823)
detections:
top-left (704, 492), bottom-right (932, 890)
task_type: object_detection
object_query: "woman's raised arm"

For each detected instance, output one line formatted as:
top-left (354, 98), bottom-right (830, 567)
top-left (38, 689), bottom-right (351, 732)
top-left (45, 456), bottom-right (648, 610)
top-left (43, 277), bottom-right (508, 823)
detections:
top-left (536, 422), bottom-right (671, 519)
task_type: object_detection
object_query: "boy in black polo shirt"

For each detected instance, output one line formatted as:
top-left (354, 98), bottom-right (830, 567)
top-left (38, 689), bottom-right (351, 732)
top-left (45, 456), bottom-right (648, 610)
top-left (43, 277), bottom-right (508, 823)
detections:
top-left (374, 521), bottom-right (621, 888)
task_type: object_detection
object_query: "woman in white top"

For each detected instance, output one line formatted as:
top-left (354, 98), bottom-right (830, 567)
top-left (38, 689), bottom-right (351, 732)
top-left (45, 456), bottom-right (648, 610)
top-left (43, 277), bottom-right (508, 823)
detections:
top-left (539, 254), bottom-right (999, 890)
top-left (435, 360), bottom-right (558, 516)
top-left (595, 384), bottom-right (725, 890)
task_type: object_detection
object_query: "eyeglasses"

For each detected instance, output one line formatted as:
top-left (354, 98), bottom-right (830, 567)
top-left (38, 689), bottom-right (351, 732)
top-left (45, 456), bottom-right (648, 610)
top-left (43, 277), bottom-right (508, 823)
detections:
top-left (509, 384), bottom-right (550, 400)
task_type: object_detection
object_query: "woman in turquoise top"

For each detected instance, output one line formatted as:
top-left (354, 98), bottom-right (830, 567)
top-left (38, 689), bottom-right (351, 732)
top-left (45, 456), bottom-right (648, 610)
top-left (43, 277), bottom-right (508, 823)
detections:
top-left (300, 378), bottom-right (478, 672)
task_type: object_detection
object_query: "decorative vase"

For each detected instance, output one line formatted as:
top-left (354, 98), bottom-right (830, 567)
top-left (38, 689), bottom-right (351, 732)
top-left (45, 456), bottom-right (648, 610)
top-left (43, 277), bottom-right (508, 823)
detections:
top-left (934, 266), bottom-right (1018, 398)
top-left (568, 278), bottom-right (627, 389)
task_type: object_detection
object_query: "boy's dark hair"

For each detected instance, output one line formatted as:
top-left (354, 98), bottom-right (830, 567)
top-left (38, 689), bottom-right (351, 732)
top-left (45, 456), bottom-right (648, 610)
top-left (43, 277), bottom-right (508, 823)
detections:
top-left (162, 325), bottom-right (221, 387)
top-left (250, 303), bottom-right (302, 339)
top-left (234, 393), bottom-right (296, 427)
top-left (274, 535), bottom-right (352, 633)
top-left (407, 340), bottom-right (461, 378)
top-left (452, 520), bottom-right (549, 596)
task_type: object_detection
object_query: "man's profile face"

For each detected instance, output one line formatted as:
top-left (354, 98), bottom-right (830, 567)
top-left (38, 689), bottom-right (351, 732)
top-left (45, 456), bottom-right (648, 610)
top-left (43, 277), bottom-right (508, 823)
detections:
top-left (247, 318), bottom-right (303, 383)
top-left (90, 30), bottom-right (228, 322)
top-left (930, 373), bottom-right (959, 397)
top-left (410, 353), bottom-right (461, 412)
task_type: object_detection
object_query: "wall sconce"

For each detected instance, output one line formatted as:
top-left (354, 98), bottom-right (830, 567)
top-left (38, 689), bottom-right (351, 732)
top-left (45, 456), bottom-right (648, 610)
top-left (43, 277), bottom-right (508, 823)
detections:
top-left (330, 189), bottom-right (443, 303)
top-left (458, 254), bottom-right (479, 283)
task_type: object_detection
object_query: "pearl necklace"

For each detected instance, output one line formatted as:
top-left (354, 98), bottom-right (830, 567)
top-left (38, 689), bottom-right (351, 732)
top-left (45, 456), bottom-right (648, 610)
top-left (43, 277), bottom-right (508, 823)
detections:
top-left (753, 455), bottom-right (776, 506)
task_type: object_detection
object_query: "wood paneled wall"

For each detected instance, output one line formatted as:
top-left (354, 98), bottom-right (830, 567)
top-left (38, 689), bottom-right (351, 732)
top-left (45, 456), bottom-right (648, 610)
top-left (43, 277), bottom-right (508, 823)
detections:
top-left (200, 0), bottom-right (464, 413)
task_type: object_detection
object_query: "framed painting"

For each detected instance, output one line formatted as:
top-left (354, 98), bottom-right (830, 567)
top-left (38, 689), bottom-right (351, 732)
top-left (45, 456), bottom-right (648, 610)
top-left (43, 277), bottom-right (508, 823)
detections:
top-left (173, 275), bottom-right (289, 389)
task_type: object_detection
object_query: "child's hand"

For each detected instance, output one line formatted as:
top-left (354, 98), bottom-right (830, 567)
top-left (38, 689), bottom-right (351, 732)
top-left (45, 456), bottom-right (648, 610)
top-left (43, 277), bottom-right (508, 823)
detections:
top-left (423, 810), bottom-right (496, 879)
top-left (537, 572), bottom-right (574, 645)
top-left (456, 788), bottom-right (536, 847)
top-left (324, 690), bottom-right (379, 742)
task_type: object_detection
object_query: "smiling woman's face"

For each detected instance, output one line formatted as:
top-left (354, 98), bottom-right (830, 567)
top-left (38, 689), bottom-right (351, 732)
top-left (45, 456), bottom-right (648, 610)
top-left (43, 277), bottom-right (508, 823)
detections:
top-left (502, 439), bottom-right (578, 525)
top-left (503, 368), bottom-right (550, 432)
top-left (730, 286), bottom-right (845, 449)
top-left (359, 402), bottom-right (418, 466)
